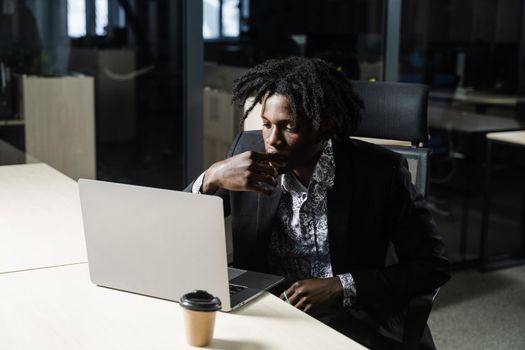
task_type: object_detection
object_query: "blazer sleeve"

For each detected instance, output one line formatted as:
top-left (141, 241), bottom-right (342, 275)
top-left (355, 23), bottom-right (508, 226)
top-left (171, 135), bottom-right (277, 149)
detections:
top-left (183, 131), bottom-right (247, 217)
top-left (351, 155), bottom-right (450, 310)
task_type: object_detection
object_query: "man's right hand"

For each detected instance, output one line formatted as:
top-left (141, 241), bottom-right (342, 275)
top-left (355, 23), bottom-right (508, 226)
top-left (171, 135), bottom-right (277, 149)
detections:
top-left (202, 151), bottom-right (286, 195)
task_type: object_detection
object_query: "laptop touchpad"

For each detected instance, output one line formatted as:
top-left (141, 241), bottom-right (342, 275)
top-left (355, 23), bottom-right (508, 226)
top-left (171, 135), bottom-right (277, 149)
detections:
top-left (228, 267), bottom-right (247, 281)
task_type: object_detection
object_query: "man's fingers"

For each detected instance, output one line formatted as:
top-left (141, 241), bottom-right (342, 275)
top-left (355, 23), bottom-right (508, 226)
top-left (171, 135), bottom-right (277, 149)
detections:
top-left (249, 152), bottom-right (287, 176)
top-left (264, 153), bottom-right (287, 163)
top-left (294, 297), bottom-right (309, 311)
top-left (282, 285), bottom-right (312, 313)
top-left (250, 163), bottom-right (278, 177)
top-left (281, 286), bottom-right (295, 301)
top-left (269, 160), bottom-right (287, 170)
top-left (303, 304), bottom-right (312, 314)
top-left (285, 287), bottom-right (302, 306)
top-left (252, 151), bottom-right (287, 163)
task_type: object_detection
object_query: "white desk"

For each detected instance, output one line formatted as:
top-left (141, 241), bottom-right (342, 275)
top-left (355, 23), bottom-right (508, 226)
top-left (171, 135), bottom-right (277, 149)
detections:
top-left (428, 107), bottom-right (525, 134)
top-left (0, 163), bottom-right (366, 349)
top-left (486, 130), bottom-right (525, 146)
top-left (0, 163), bottom-right (87, 273)
top-left (430, 89), bottom-right (525, 108)
top-left (0, 264), bottom-right (366, 350)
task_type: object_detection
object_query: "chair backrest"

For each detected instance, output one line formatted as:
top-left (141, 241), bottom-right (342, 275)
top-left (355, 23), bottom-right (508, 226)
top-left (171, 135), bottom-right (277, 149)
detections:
top-left (351, 81), bottom-right (430, 199)
top-left (350, 80), bottom-right (429, 144)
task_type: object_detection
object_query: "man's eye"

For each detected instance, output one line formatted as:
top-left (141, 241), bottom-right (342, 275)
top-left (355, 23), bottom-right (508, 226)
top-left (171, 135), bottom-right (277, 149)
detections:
top-left (285, 125), bottom-right (296, 132)
top-left (262, 123), bottom-right (271, 129)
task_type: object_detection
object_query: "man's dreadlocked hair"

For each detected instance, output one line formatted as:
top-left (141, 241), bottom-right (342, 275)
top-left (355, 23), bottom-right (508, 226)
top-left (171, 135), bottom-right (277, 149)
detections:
top-left (232, 56), bottom-right (364, 135)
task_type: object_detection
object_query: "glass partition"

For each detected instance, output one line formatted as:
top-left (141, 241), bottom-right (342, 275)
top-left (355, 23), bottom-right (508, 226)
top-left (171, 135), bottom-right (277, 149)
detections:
top-left (399, 0), bottom-right (525, 262)
top-left (0, 0), bottom-right (200, 190)
top-left (202, 0), bottom-right (386, 168)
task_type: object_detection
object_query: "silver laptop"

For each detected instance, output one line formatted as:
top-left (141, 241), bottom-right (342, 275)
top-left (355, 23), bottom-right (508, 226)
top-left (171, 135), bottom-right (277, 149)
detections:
top-left (78, 179), bottom-right (283, 312)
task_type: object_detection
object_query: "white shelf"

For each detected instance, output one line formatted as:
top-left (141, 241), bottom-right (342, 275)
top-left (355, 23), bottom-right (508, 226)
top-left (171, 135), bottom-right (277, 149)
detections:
top-left (0, 119), bottom-right (24, 126)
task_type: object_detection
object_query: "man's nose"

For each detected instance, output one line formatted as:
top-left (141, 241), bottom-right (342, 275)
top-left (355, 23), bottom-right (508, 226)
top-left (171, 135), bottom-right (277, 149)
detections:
top-left (266, 126), bottom-right (283, 147)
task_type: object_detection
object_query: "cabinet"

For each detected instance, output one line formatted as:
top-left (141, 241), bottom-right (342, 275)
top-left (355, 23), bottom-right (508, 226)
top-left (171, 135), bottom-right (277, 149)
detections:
top-left (21, 75), bottom-right (96, 179)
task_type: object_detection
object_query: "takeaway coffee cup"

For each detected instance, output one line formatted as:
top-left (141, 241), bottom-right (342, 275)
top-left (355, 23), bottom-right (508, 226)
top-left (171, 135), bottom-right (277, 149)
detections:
top-left (180, 290), bottom-right (222, 347)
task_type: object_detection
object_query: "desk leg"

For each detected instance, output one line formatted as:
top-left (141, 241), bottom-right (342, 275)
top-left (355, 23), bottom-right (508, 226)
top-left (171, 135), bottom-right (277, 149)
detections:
top-left (460, 151), bottom-right (473, 261)
top-left (460, 196), bottom-right (469, 260)
top-left (479, 141), bottom-right (493, 272)
top-left (522, 178), bottom-right (525, 257)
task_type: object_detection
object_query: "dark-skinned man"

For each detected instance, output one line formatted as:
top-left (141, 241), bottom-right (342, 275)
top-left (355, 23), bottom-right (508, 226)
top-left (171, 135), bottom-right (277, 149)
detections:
top-left (186, 57), bottom-right (450, 350)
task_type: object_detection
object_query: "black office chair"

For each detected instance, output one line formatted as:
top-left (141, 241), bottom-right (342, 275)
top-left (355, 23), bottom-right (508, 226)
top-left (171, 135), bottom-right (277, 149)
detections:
top-left (351, 80), bottom-right (436, 350)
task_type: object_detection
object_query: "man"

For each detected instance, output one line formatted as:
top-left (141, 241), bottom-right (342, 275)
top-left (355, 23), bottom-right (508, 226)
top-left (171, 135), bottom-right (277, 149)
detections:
top-left (186, 57), bottom-right (450, 349)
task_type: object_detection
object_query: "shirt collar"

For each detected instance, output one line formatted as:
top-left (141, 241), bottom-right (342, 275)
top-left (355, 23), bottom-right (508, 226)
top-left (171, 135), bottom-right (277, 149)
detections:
top-left (281, 139), bottom-right (336, 193)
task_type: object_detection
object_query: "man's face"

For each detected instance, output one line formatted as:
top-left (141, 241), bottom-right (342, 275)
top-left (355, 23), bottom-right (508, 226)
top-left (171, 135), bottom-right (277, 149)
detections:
top-left (261, 94), bottom-right (326, 173)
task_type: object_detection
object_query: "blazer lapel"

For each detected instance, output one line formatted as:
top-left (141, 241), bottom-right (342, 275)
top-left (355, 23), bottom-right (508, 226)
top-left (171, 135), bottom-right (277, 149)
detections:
top-left (328, 136), bottom-right (358, 274)
top-left (254, 176), bottom-right (282, 266)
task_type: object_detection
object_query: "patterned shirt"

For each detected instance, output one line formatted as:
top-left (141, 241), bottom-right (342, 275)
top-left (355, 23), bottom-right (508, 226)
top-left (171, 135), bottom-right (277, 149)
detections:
top-left (192, 139), bottom-right (356, 307)
top-left (267, 140), bottom-right (356, 307)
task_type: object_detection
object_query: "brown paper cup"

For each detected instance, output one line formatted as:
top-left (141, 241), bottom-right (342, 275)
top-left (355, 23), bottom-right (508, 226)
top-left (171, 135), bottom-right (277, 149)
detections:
top-left (182, 308), bottom-right (217, 347)
top-left (180, 290), bottom-right (222, 347)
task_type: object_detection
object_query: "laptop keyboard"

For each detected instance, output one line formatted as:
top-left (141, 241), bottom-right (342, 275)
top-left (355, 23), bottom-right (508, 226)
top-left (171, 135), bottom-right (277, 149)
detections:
top-left (229, 283), bottom-right (248, 296)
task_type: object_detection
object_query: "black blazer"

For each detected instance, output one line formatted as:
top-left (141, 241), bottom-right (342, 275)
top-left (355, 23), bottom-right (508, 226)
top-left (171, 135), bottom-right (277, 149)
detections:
top-left (186, 131), bottom-right (449, 345)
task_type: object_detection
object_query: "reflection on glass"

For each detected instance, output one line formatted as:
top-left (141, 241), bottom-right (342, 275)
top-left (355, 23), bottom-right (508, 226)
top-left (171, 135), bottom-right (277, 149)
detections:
top-left (67, 0), bottom-right (86, 38)
top-left (400, 0), bottom-right (520, 98)
top-left (95, 0), bottom-right (108, 36)
top-left (397, 1), bottom-right (525, 268)
top-left (203, 0), bottom-right (220, 39)
top-left (1, 1), bottom-right (187, 190)
top-left (204, 0), bottom-right (384, 77)
top-left (222, 0), bottom-right (239, 37)
top-left (202, 0), bottom-right (385, 168)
